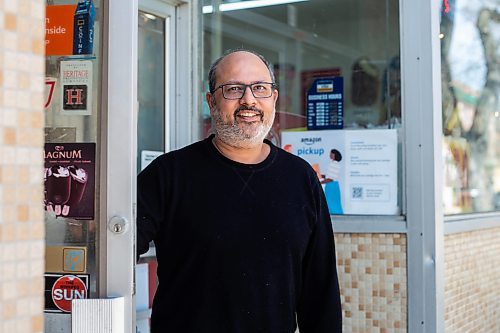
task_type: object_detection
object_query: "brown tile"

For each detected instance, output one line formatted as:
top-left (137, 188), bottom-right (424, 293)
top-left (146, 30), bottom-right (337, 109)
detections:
top-left (5, 13), bottom-right (17, 31)
top-left (2, 300), bottom-right (16, 319)
top-left (32, 314), bottom-right (44, 332)
top-left (4, 127), bottom-right (16, 144)
top-left (31, 112), bottom-right (43, 128)
top-left (31, 39), bottom-right (44, 55)
top-left (17, 205), bottom-right (30, 221)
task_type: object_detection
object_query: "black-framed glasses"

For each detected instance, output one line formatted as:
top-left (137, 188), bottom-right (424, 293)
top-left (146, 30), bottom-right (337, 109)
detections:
top-left (213, 82), bottom-right (276, 100)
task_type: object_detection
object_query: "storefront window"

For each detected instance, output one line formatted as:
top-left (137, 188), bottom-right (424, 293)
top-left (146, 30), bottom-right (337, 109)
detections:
top-left (137, 11), bottom-right (166, 173)
top-left (201, 0), bottom-right (402, 215)
top-left (440, 0), bottom-right (500, 214)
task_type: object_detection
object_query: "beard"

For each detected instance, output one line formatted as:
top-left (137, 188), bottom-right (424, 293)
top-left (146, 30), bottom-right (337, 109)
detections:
top-left (211, 104), bottom-right (275, 149)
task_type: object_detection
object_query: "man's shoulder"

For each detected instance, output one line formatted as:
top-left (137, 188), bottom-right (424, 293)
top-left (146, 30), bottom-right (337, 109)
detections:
top-left (274, 147), bottom-right (318, 178)
top-left (275, 147), bottom-right (313, 168)
top-left (142, 139), bottom-right (209, 173)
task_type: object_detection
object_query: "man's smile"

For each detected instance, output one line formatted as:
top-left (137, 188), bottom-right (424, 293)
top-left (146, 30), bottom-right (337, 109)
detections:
top-left (234, 107), bottom-right (263, 123)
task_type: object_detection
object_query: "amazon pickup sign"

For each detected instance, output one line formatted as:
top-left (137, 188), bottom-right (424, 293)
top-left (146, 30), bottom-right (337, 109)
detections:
top-left (282, 129), bottom-right (399, 215)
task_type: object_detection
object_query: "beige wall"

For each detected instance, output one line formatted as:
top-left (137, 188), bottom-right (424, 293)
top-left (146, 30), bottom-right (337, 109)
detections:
top-left (0, 1), bottom-right (45, 332)
top-left (444, 227), bottom-right (500, 333)
top-left (335, 233), bottom-right (407, 333)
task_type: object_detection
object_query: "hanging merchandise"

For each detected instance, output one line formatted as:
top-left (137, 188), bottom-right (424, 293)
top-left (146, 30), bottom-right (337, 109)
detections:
top-left (350, 57), bottom-right (380, 106)
top-left (382, 56), bottom-right (402, 120)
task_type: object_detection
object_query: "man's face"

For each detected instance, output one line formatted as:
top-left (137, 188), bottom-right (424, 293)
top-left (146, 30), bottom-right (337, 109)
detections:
top-left (206, 51), bottom-right (278, 148)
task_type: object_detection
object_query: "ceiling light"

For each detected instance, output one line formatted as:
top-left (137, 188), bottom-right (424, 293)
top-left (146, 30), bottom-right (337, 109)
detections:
top-left (142, 13), bottom-right (157, 20)
top-left (203, 0), bottom-right (308, 14)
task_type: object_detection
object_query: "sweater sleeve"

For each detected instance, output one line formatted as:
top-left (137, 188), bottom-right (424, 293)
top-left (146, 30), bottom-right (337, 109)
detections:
top-left (136, 158), bottom-right (165, 259)
top-left (297, 178), bottom-right (343, 332)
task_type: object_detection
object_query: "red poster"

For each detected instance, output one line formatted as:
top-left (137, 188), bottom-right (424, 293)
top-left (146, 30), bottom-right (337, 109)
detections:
top-left (45, 5), bottom-right (77, 56)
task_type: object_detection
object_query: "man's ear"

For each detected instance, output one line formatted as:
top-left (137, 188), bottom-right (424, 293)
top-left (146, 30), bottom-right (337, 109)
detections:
top-left (206, 92), bottom-right (215, 114)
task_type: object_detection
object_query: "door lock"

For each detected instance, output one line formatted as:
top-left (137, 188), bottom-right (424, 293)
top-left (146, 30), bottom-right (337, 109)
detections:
top-left (108, 216), bottom-right (128, 234)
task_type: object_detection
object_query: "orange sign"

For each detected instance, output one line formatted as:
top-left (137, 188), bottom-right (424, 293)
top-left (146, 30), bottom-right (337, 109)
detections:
top-left (45, 5), bottom-right (77, 56)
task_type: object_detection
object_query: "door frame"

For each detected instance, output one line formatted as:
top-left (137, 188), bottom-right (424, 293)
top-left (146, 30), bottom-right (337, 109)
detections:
top-left (101, 0), bottom-right (198, 331)
top-left (101, 0), bottom-right (138, 332)
top-left (138, 0), bottom-right (176, 154)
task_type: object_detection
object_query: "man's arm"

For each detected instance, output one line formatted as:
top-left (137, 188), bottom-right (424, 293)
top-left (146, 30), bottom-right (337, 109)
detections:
top-left (136, 159), bottom-right (165, 259)
top-left (296, 181), bottom-right (342, 332)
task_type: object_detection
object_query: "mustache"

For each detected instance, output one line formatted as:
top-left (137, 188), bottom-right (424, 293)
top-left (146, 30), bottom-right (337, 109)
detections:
top-left (233, 105), bottom-right (263, 117)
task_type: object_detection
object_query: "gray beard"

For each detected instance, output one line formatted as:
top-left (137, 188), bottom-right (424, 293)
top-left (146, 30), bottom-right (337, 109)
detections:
top-left (211, 105), bottom-right (275, 149)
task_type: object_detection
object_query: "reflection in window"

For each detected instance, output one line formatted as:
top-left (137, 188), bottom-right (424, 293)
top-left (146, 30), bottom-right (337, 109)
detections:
top-left (440, 0), bottom-right (500, 214)
top-left (138, 11), bottom-right (165, 173)
top-left (201, 0), bottom-right (401, 144)
top-left (201, 0), bottom-right (402, 216)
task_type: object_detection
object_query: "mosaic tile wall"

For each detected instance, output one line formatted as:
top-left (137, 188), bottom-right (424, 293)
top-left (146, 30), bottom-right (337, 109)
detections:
top-left (444, 227), bottom-right (500, 333)
top-left (335, 233), bottom-right (407, 333)
top-left (0, 0), bottom-right (45, 332)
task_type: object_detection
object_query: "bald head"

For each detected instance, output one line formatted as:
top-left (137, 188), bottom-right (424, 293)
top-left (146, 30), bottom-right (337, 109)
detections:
top-left (208, 49), bottom-right (275, 93)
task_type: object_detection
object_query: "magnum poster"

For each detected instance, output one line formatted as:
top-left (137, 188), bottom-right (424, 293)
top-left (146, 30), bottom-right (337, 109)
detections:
top-left (44, 143), bottom-right (95, 220)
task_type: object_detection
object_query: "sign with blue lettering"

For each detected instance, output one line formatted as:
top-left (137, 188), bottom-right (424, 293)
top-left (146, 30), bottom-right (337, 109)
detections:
top-left (306, 77), bottom-right (344, 130)
top-left (282, 129), bottom-right (399, 215)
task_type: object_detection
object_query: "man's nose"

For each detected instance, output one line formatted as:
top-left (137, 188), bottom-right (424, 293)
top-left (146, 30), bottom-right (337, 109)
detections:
top-left (239, 85), bottom-right (257, 105)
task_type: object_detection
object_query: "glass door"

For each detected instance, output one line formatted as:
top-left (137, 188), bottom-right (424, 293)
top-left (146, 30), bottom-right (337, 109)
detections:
top-left (44, 0), bottom-right (104, 331)
top-left (135, 1), bottom-right (175, 332)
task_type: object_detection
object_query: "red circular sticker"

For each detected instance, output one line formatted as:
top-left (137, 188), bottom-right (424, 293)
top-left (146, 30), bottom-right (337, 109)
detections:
top-left (51, 275), bottom-right (87, 312)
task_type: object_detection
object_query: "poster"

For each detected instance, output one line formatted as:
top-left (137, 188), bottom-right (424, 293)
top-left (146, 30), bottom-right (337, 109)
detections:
top-left (141, 150), bottom-right (163, 171)
top-left (306, 77), bottom-right (344, 130)
top-left (44, 273), bottom-right (89, 314)
top-left (282, 129), bottom-right (398, 215)
top-left (44, 143), bottom-right (95, 220)
top-left (60, 60), bottom-right (93, 115)
top-left (45, 5), bottom-right (77, 56)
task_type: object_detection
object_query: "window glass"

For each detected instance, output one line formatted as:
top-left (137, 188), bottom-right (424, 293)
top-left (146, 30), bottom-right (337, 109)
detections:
top-left (440, 0), bottom-right (500, 214)
top-left (137, 11), bottom-right (166, 173)
top-left (44, 0), bottom-right (102, 324)
top-left (201, 0), bottom-right (402, 215)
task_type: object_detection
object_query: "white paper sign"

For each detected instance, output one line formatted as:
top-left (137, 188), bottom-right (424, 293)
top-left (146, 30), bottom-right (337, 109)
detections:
top-left (281, 129), bottom-right (399, 215)
top-left (60, 60), bottom-right (93, 115)
top-left (141, 150), bottom-right (163, 171)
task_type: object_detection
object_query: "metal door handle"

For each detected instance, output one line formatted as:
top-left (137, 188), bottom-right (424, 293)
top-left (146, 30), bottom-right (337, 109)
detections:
top-left (108, 216), bottom-right (128, 234)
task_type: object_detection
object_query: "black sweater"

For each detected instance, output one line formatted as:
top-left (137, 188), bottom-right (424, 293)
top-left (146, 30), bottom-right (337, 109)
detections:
top-left (137, 135), bottom-right (342, 333)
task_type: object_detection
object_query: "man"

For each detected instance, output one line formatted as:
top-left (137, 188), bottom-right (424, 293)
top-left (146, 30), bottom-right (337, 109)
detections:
top-left (137, 49), bottom-right (342, 332)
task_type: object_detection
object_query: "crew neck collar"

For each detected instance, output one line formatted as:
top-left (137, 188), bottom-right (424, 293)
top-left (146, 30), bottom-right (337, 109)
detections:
top-left (205, 134), bottom-right (277, 170)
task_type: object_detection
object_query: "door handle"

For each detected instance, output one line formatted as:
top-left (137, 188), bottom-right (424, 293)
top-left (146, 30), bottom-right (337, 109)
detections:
top-left (108, 216), bottom-right (129, 234)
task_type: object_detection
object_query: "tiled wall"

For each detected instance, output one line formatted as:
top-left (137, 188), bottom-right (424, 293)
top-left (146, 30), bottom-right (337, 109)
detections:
top-left (0, 1), bottom-right (45, 332)
top-left (444, 227), bottom-right (500, 333)
top-left (335, 233), bottom-right (407, 333)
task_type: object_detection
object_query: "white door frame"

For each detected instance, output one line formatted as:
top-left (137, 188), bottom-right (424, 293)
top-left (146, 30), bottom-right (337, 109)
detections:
top-left (139, 0), bottom-right (176, 153)
top-left (100, 1), bottom-right (197, 332)
top-left (104, 0), bottom-right (138, 332)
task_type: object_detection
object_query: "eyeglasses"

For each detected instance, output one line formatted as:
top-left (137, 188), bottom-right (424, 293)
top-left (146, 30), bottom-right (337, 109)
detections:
top-left (213, 82), bottom-right (276, 100)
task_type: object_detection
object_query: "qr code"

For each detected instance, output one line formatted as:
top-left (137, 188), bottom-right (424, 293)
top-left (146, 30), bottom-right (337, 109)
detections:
top-left (352, 186), bottom-right (363, 199)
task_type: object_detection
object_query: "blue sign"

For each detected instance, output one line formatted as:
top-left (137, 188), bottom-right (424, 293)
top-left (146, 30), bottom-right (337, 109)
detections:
top-left (306, 77), bottom-right (344, 130)
top-left (73, 0), bottom-right (96, 55)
